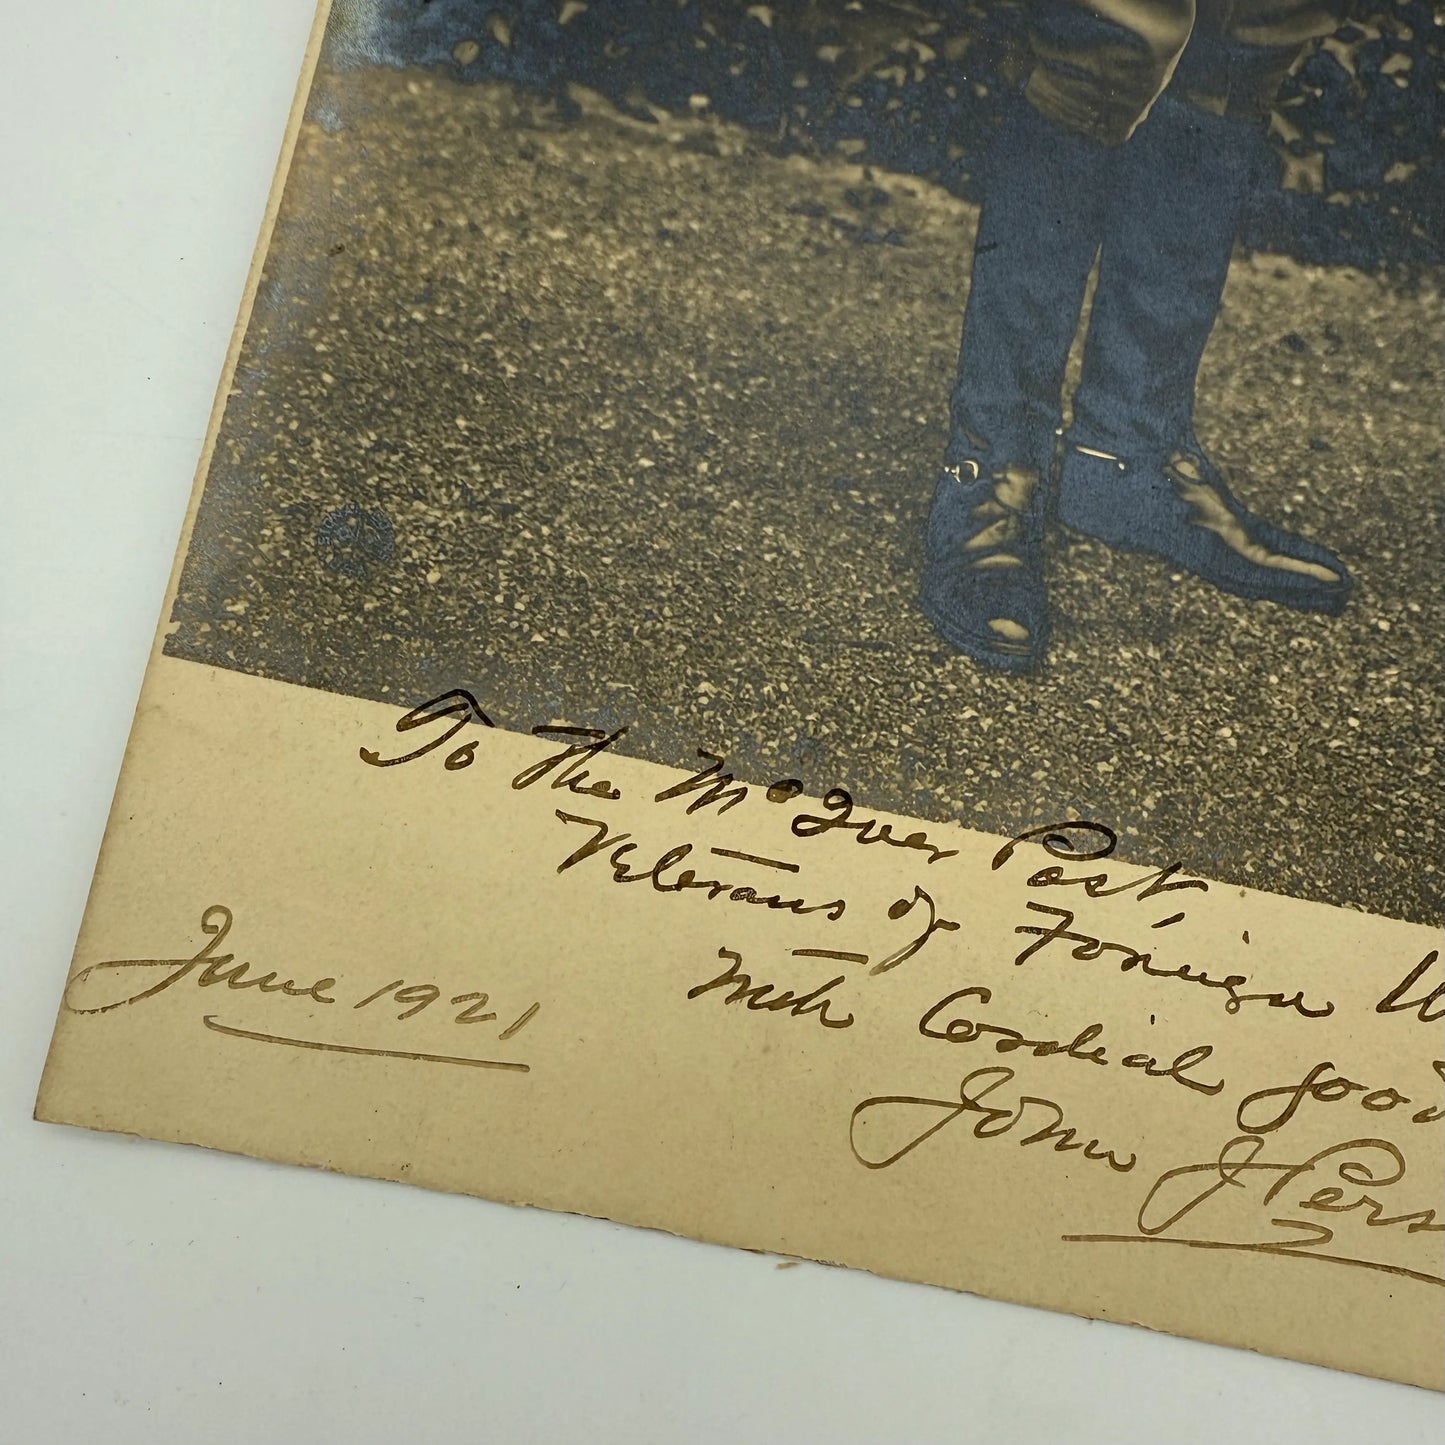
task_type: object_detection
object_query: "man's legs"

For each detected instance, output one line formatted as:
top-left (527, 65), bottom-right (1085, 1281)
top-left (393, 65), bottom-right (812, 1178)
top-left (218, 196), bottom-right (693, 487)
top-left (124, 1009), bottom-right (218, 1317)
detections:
top-left (1056, 4), bottom-right (1352, 612)
top-left (920, 0), bottom-right (1193, 670)
top-left (924, 0), bottom-right (1356, 670)
top-left (1066, 91), bottom-right (1260, 465)
top-left (943, 101), bottom-right (1114, 477)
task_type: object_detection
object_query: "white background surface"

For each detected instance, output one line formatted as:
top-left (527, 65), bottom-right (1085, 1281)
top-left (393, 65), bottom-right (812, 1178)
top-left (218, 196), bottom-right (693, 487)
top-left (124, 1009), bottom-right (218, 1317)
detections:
top-left (1, 4), bottom-right (1440, 1440)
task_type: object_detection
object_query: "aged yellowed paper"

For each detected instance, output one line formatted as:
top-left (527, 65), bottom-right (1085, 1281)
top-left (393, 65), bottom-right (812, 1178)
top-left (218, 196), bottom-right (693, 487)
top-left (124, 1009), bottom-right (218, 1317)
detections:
top-left (37, 661), bottom-right (1445, 1387)
top-left (36, 0), bottom-right (1444, 1391)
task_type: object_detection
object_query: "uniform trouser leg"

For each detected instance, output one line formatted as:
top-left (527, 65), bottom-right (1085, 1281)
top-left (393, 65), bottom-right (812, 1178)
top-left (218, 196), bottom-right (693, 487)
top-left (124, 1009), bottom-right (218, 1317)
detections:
top-left (945, 98), bottom-right (1114, 476)
top-left (1024, 1), bottom-right (1345, 145)
top-left (1066, 92), bottom-right (1261, 464)
top-left (946, 0), bottom-right (1194, 471)
top-left (951, 0), bottom-right (1346, 473)
top-left (1024, 0), bottom-right (1198, 146)
top-left (1064, 5), bottom-right (1344, 461)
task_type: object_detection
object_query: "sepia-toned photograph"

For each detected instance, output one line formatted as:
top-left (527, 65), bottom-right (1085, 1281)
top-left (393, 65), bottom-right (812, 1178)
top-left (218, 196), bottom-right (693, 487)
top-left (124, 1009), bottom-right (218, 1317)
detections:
top-left (164, 0), bottom-right (1443, 924)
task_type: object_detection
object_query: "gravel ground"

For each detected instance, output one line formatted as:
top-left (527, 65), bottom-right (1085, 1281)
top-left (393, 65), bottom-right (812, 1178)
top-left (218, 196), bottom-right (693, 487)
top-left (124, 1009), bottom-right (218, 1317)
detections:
top-left (167, 66), bottom-right (1444, 925)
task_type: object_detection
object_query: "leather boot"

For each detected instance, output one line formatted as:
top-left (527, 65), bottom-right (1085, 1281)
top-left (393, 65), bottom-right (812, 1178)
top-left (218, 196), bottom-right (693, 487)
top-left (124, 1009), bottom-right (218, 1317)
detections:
top-left (922, 98), bottom-right (1114, 670)
top-left (1057, 92), bottom-right (1352, 613)
top-left (920, 460), bottom-right (1051, 672)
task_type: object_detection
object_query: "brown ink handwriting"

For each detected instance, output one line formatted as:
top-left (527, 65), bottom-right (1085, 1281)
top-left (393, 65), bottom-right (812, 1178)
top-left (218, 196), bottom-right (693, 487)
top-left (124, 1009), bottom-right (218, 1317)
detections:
top-left (870, 885), bottom-right (960, 974)
top-left (511, 725), bottom-right (627, 799)
top-left (688, 947), bottom-right (854, 1029)
top-left (654, 750), bottom-right (751, 816)
top-left (64, 905), bottom-right (539, 1066)
top-left (359, 688), bottom-right (494, 770)
top-left (64, 905), bottom-right (336, 1014)
top-left (1013, 902), bottom-right (1335, 1019)
top-left (993, 821), bottom-right (1207, 929)
top-left (917, 985), bottom-right (1224, 1096)
top-left (1377, 950), bottom-right (1444, 1025)
top-left (792, 787), bottom-right (959, 864)
top-left (1235, 1059), bottom-right (1445, 1135)
top-left (553, 810), bottom-right (846, 919)
top-left (849, 1065), bottom-right (1136, 1174)
top-left (202, 1017), bottom-right (530, 1072)
top-left (1064, 1134), bottom-right (1444, 1287)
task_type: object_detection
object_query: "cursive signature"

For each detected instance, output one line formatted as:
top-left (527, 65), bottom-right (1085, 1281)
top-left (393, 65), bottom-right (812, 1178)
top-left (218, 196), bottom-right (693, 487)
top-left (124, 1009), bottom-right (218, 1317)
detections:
top-left (1065, 1133), bottom-right (1444, 1286)
top-left (849, 1065), bottom-right (1136, 1174)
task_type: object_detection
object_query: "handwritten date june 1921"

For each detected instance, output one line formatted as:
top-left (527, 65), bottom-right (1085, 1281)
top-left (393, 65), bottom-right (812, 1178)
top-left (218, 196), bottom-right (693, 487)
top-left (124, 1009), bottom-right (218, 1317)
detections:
top-left (63, 904), bottom-right (540, 1072)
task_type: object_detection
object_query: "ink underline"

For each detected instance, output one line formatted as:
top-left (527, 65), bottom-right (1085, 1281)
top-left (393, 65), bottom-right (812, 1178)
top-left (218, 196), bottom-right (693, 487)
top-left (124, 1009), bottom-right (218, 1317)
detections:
top-left (1062, 1232), bottom-right (1444, 1286)
top-left (202, 1016), bottom-right (531, 1072)
top-left (709, 846), bottom-right (800, 872)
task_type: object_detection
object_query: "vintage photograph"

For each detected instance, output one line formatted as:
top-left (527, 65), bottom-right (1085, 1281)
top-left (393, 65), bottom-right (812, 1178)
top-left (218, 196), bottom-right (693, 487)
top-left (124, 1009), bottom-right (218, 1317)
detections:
top-left (164, 0), bottom-right (1442, 924)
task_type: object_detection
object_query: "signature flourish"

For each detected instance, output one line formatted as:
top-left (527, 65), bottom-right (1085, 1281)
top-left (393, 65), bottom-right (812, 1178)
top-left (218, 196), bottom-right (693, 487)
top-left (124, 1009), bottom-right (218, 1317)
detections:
top-left (1064, 1134), bottom-right (1444, 1286)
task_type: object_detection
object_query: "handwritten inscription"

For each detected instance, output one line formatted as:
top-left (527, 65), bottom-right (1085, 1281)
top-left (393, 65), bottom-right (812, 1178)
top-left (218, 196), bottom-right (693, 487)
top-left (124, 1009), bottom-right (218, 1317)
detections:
top-left (513, 725), bottom-right (626, 799)
top-left (850, 1066), bottom-right (1137, 1174)
top-left (64, 904), bottom-right (539, 1070)
top-left (1066, 1134), bottom-right (1444, 1287)
top-left (1377, 951), bottom-right (1445, 1024)
top-left (1236, 1059), bottom-right (1445, 1134)
top-left (791, 787), bottom-right (960, 865)
top-left (989, 822), bottom-right (1339, 1019)
top-left (918, 985), bottom-right (1224, 1096)
top-left (359, 689), bottom-right (495, 770)
top-left (1012, 902), bottom-right (1335, 1019)
top-left (358, 700), bottom-right (1405, 1051)
top-left (689, 947), bottom-right (855, 1029)
top-left (870, 886), bottom-right (960, 974)
top-left (654, 750), bottom-right (751, 817)
top-left (992, 820), bottom-right (1208, 922)
top-left (60, 688), bottom-right (1445, 1320)
top-left (65, 905), bottom-right (337, 1014)
top-left (355, 696), bottom-right (1433, 1130)
top-left (553, 810), bottom-right (848, 920)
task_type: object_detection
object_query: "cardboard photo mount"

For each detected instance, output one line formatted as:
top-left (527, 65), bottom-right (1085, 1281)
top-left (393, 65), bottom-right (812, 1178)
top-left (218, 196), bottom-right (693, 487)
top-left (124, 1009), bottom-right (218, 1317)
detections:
top-left (36, 0), bottom-right (1445, 1392)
